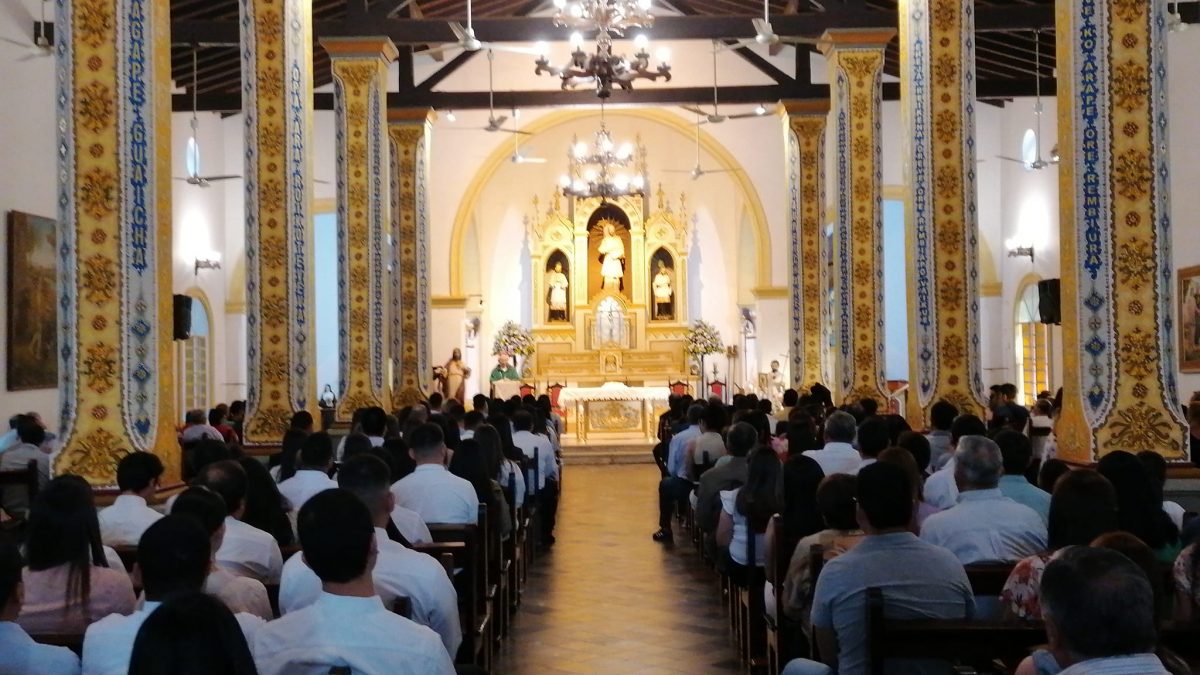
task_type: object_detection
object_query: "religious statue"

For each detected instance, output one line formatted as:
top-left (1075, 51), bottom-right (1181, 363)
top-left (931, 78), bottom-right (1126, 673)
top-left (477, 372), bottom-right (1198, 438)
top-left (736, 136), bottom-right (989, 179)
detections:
top-left (598, 222), bottom-right (626, 291)
top-left (440, 348), bottom-right (471, 403)
top-left (767, 359), bottom-right (785, 409)
top-left (318, 384), bottom-right (337, 409)
top-left (490, 352), bottom-right (521, 382)
top-left (547, 261), bottom-right (570, 322)
top-left (652, 259), bottom-right (674, 320)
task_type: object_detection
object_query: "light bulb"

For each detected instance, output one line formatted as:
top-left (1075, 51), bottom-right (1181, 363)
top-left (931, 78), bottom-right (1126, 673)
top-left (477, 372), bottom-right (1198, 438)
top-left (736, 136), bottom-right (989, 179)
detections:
top-left (614, 174), bottom-right (630, 190)
top-left (632, 175), bottom-right (645, 189)
top-left (656, 47), bottom-right (671, 64)
top-left (559, 175), bottom-right (572, 188)
top-left (574, 141), bottom-right (588, 158)
top-left (617, 143), bottom-right (632, 159)
top-left (585, 169), bottom-right (598, 182)
top-left (513, 108), bottom-right (521, 119)
top-left (570, 4), bottom-right (583, 18)
top-left (570, 31), bottom-right (584, 49)
top-left (445, 110), bottom-right (456, 122)
top-left (634, 34), bottom-right (649, 50)
top-left (754, 104), bottom-right (767, 116)
top-left (553, 0), bottom-right (565, 7)
top-left (600, 135), bottom-right (614, 152)
top-left (573, 180), bottom-right (586, 192)
top-left (638, 0), bottom-right (651, 10)
top-left (535, 41), bottom-right (549, 57)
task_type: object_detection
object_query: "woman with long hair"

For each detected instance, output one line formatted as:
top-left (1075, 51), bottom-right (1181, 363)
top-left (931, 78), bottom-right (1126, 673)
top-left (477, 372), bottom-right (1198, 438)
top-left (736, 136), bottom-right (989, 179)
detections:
top-left (717, 447), bottom-right (782, 582)
top-left (18, 475), bottom-right (135, 634)
top-left (1096, 451), bottom-right (1180, 562)
top-left (274, 427), bottom-right (308, 483)
top-left (128, 591), bottom-right (258, 675)
top-left (449, 439), bottom-right (512, 538)
top-left (475, 423), bottom-right (525, 509)
top-left (236, 457), bottom-right (295, 548)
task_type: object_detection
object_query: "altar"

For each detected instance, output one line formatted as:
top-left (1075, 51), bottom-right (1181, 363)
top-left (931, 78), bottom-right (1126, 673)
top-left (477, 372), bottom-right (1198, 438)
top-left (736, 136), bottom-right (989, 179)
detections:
top-left (559, 382), bottom-right (669, 443)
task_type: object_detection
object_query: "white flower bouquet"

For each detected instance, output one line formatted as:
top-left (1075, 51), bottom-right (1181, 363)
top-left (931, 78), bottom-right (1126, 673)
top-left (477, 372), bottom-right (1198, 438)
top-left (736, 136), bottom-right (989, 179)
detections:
top-left (492, 321), bottom-right (535, 357)
top-left (684, 320), bottom-right (724, 357)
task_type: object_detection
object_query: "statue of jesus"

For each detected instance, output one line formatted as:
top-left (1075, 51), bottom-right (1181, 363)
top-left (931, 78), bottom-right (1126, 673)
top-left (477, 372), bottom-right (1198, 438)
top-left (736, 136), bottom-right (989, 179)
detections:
top-left (597, 222), bottom-right (625, 291)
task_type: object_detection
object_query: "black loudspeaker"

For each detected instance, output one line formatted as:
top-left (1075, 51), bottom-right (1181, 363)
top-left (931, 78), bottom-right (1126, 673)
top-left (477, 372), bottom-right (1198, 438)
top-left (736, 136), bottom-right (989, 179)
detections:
top-left (173, 295), bottom-right (193, 341)
top-left (1037, 279), bottom-right (1061, 325)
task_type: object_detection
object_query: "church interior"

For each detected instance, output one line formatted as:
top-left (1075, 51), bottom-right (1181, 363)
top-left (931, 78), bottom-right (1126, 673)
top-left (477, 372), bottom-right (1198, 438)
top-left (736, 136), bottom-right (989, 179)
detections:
top-left (4, 0), bottom-right (1200, 673)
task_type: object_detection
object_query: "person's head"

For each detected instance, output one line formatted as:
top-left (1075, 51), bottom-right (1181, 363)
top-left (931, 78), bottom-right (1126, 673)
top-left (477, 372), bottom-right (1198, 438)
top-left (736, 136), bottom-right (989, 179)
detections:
top-left (823, 410), bottom-right (857, 444)
top-left (127, 591), bottom-right (258, 675)
top-left (337, 454), bottom-right (395, 527)
top-left (228, 400), bottom-right (246, 421)
top-left (1090, 531), bottom-right (1168, 619)
top-left (194, 460), bottom-right (247, 519)
top-left (878, 446), bottom-right (926, 502)
top-left (1136, 450), bottom-right (1169, 499)
top-left (452, 347), bottom-right (462, 360)
top-left (756, 398), bottom-right (773, 416)
top-left (138, 516), bottom-right (211, 601)
top-left (1096, 450), bottom-right (1179, 550)
top-left (701, 405), bottom-right (726, 434)
top-left (116, 451), bottom-right (165, 497)
top-left (0, 543), bottom-right (23, 621)
top-left (856, 417), bottom-right (889, 459)
top-left (361, 406), bottom-right (387, 437)
top-left (929, 400), bottom-right (958, 431)
top-left (463, 410), bottom-right (484, 432)
top-left (816, 474), bottom-right (859, 530)
top-left (15, 415), bottom-right (45, 447)
top-left (725, 422), bottom-right (757, 458)
top-left (342, 432), bottom-right (374, 460)
top-left (999, 383), bottom-right (1018, 401)
top-left (1047, 469), bottom-right (1118, 550)
top-left (382, 437), bottom-right (415, 481)
top-left (1032, 399), bottom-right (1053, 417)
top-left (497, 352), bottom-right (511, 367)
top-left (289, 410), bottom-right (314, 432)
top-left (449, 439), bottom-right (494, 503)
top-left (207, 408), bottom-right (225, 428)
top-left (428, 392), bottom-right (444, 411)
top-left (604, 222), bottom-right (614, 235)
top-left (298, 489), bottom-right (377, 586)
top-left (993, 429), bottom-right (1033, 477)
top-left (1040, 546), bottom-right (1157, 664)
top-left (949, 414), bottom-right (987, 447)
top-left (859, 398), bottom-right (879, 418)
top-left (184, 409), bottom-right (206, 426)
top-left (780, 454), bottom-right (826, 539)
top-left (471, 424), bottom-right (505, 478)
top-left (735, 448), bottom-right (783, 533)
top-left (472, 394), bottom-right (489, 414)
top-left (685, 403), bottom-right (706, 427)
top-left (894, 431), bottom-right (932, 474)
top-left (183, 439), bottom-right (231, 481)
top-left (782, 389), bottom-right (799, 407)
top-left (953, 435), bottom-right (1003, 491)
top-left (407, 422), bottom-right (447, 465)
top-left (25, 475), bottom-right (107, 607)
top-left (855, 462), bottom-right (913, 533)
top-left (171, 486), bottom-right (228, 553)
top-left (1039, 458), bottom-right (1072, 494)
top-left (298, 431), bottom-right (334, 470)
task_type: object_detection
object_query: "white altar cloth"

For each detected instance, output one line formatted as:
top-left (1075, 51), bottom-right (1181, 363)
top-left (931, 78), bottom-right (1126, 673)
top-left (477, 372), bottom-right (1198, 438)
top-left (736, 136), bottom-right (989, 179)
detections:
top-left (558, 382), bottom-right (671, 405)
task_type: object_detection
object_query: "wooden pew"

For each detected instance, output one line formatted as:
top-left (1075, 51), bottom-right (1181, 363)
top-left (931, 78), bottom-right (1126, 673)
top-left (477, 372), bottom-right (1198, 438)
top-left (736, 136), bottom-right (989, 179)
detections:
top-left (32, 632), bottom-right (84, 656)
top-left (764, 518), bottom-right (807, 674)
top-left (0, 459), bottom-right (38, 545)
top-left (112, 545), bottom-right (138, 573)
top-left (425, 505), bottom-right (492, 670)
top-left (964, 563), bottom-right (1014, 596)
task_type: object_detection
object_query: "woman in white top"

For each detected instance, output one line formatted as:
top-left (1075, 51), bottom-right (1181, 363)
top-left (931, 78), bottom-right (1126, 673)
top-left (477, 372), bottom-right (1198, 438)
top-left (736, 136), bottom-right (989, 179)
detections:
top-left (717, 447), bottom-right (782, 581)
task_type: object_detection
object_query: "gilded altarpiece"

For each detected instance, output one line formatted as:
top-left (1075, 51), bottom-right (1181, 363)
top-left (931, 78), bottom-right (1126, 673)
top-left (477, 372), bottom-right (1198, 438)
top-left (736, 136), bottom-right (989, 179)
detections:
top-left (1055, 0), bottom-right (1187, 461)
top-left (55, 0), bottom-right (178, 482)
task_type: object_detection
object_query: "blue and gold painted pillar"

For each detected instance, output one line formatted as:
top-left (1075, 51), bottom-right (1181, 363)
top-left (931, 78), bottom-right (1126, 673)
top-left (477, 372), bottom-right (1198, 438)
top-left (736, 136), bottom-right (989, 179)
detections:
top-left (325, 38), bottom-right (398, 420)
top-left (55, 0), bottom-right (177, 482)
top-left (241, 0), bottom-right (317, 445)
top-left (820, 29), bottom-right (895, 405)
top-left (783, 100), bottom-right (829, 391)
top-left (899, 0), bottom-right (986, 423)
top-left (1055, 0), bottom-right (1187, 462)
top-left (388, 110), bottom-right (435, 408)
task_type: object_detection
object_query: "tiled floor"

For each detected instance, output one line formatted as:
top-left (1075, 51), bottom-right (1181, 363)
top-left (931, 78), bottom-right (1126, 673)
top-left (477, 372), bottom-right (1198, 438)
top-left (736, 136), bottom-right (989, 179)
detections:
top-left (494, 464), bottom-right (741, 675)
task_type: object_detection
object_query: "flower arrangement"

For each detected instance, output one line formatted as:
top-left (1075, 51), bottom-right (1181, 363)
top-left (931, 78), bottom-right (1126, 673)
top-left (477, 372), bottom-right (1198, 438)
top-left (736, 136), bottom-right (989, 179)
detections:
top-left (492, 321), bottom-right (534, 357)
top-left (684, 320), bottom-right (724, 357)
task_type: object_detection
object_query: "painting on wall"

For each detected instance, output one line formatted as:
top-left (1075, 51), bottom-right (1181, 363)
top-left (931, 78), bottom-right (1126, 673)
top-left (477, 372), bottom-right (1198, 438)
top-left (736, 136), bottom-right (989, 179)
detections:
top-left (7, 211), bottom-right (58, 390)
top-left (1180, 266), bottom-right (1200, 373)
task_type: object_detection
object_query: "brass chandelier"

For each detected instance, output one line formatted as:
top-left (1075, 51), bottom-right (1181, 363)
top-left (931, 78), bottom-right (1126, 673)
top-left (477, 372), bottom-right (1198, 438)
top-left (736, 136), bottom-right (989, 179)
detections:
top-left (559, 106), bottom-right (647, 201)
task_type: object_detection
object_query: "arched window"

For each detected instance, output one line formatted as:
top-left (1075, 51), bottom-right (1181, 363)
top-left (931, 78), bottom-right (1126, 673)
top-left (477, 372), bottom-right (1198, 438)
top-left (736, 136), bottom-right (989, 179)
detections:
top-left (177, 292), bottom-right (212, 414)
top-left (1015, 282), bottom-right (1050, 406)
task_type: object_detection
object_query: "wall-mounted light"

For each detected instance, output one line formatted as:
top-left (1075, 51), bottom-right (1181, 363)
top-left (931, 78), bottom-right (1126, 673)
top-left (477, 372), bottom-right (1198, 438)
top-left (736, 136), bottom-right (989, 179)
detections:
top-left (194, 252), bottom-right (222, 275)
top-left (1005, 237), bottom-right (1034, 263)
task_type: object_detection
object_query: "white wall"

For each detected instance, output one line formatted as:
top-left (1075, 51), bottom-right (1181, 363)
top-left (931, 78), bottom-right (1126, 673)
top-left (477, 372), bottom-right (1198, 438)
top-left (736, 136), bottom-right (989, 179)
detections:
top-left (1169, 29), bottom-right (1200, 400)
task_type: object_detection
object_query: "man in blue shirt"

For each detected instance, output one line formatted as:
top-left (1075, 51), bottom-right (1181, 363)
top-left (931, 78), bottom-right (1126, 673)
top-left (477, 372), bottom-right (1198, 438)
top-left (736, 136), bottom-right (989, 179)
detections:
top-left (994, 429), bottom-right (1050, 523)
top-left (653, 403), bottom-right (705, 543)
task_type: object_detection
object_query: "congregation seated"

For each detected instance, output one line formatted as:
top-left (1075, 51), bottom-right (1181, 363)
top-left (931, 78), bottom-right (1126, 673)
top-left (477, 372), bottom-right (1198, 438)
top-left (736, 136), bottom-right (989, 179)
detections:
top-left (254, 489), bottom-right (455, 674)
top-left (924, 400), bottom-right (958, 472)
top-left (510, 410), bottom-right (560, 546)
top-left (194, 460), bottom-right (283, 583)
top-left (391, 423), bottom-right (480, 525)
top-left (126, 591), bottom-right (258, 675)
top-left (685, 405), bottom-right (727, 476)
top-left (450, 439), bottom-right (512, 539)
top-left (17, 476), bottom-right (135, 635)
top-left (336, 406), bottom-right (387, 462)
top-left (782, 462), bottom-right (975, 675)
top-left (81, 516), bottom-right (265, 675)
top-left (171, 487), bottom-right (273, 620)
top-left (801, 411), bottom-right (861, 477)
top-left (279, 455), bottom-right (462, 655)
top-left (97, 451), bottom-right (165, 547)
top-left (476, 423), bottom-right (526, 510)
top-left (780, 474), bottom-right (864, 624)
top-left (1138, 450), bottom-right (1188, 532)
top-left (653, 403), bottom-right (705, 544)
top-left (0, 416), bottom-right (52, 518)
top-left (994, 429), bottom-right (1052, 523)
top-left (0, 542), bottom-right (81, 674)
top-left (238, 457), bottom-right (296, 549)
top-left (179, 409), bottom-right (223, 444)
top-left (1096, 451), bottom-right (1181, 563)
top-left (923, 413), bottom-right (988, 509)
top-left (716, 446), bottom-right (781, 578)
top-left (273, 411), bottom-right (314, 482)
top-left (275, 431), bottom-right (336, 512)
top-left (919, 435), bottom-right (1047, 564)
top-left (695, 421), bottom-right (756, 535)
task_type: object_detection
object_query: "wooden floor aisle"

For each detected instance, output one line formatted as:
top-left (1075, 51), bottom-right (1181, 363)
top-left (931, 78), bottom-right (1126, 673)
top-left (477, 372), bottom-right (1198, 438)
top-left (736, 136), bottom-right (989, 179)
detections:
top-left (494, 464), bottom-right (742, 675)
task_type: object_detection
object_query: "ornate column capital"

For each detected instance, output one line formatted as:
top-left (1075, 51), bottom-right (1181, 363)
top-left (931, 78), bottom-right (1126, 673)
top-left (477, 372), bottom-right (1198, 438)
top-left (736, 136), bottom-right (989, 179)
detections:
top-left (320, 36), bottom-right (400, 62)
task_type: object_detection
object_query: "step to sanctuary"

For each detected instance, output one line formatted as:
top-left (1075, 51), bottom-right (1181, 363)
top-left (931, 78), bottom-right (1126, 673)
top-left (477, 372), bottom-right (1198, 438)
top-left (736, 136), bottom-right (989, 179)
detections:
top-left (561, 441), bottom-right (655, 465)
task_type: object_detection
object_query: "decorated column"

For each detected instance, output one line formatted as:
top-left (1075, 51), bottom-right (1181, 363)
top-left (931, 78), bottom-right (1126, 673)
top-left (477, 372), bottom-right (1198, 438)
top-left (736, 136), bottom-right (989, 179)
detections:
top-left (1054, 0), bottom-right (1187, 462)
top-left (820, 29), bottom-right (894, 405)
top-left (241, 0), bottom-right (316, 446)
top-left (388, 109), bottom-right (435, 407)
top-left (899, 0), bottom-right (986, 423)
top-left (55, 0), bottom-right (177, 482)
top-left (783, 100), bottom-right (829, 391)
top-left (324, 38), bottom-right (398, 420)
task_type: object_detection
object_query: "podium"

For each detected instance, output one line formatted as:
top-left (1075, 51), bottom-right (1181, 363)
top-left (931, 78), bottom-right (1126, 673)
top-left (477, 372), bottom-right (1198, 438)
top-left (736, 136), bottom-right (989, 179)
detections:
top-left (492, 379), bottom-right (523, 401)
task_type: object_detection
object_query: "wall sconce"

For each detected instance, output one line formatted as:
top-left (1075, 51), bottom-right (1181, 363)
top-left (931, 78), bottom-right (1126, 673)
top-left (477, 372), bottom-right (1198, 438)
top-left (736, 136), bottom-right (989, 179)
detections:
top-left (1005, 238), bottom-right (1035, 263)
top-left (194, 253), bottom-right (222, 275)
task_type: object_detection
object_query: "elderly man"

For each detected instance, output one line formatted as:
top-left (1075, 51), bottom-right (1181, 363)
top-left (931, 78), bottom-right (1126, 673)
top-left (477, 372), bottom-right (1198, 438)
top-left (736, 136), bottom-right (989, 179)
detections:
top-left (920, 435), bottom-right (1047, 564)
top-left (923, 414), bottom-right (988, 510)
top-left (801, 411), bottom-right (862, 477)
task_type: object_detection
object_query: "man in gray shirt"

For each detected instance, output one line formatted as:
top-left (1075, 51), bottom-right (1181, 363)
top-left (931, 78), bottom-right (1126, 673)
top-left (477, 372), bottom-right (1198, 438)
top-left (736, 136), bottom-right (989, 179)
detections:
top-left (783, 462), bottom-right (975, 675)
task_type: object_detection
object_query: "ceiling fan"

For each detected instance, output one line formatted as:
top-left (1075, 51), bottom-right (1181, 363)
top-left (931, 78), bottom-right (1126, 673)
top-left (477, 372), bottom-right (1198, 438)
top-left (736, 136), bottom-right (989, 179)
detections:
top-left (424, 0), bottom-right (542, 59)
top-left (714, 0), bottom-right (823, 55)
top-left (508, 110), bottom-right (546, 165)
top-left (0, 0), bottom-right (53, 61)
top-left (664, 116), bottom-right (742, 181)
top-left (455, 50), bottom-right (531, 135)
top-left (680, 43), bottom-right (772, 125)
top-left (996, 30), bottom-right (1059, 171)
top-left (174, 49), bottom-right (241, 188)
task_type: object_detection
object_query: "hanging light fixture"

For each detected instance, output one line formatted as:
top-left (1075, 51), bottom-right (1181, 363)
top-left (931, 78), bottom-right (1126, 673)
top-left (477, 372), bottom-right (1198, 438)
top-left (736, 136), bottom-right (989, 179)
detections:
top-left (559, 104), bottom-right (647, 201)
top-left (536, 0), bottom-right (670, 98)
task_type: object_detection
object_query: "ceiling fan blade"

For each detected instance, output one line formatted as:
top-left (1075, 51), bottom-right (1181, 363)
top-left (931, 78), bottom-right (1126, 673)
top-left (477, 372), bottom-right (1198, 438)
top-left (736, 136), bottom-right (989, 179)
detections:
top-left (514, 156), bottom-right (547, 164)
top-left (726, 111), bottom-right (767, 120)
top-left (662, 169), bottom-right (696, 173)
top-left (752, 17), bottom-right (772, 39)
top-left (492, 115), bottom-right (508, 127)
top-left (448, 21), bottom-right (467, 43)
top-left (680, 105), bottom-right (709, 117)
top-left (498, 129), bottom-right (532, 136)
top-left (703, 169), bottom-right (741, 174)
top-left (995, 155), bottom-right (1029, 165)
top-left (778, 36), bottom-right (822, 45)
top-left (313, 178), bottom-right (331, 185)
top-left (199, 175), bottom-right (241, 182)
top-left (0, 36), bottom-right (34, 48)
top-left (481, 42), bottom-right (543, 56)
top-left (17, 51), bottom-right (49, 61)
top-left (713, 39), bottom-right (754, 53)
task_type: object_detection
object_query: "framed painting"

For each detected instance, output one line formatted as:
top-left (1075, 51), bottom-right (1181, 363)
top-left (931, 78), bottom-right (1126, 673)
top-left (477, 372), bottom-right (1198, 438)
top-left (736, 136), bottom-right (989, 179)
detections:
top-left (7, 211), bottom-right (58, 390)
top-left (1180, 265), bottom-right (1200, 373)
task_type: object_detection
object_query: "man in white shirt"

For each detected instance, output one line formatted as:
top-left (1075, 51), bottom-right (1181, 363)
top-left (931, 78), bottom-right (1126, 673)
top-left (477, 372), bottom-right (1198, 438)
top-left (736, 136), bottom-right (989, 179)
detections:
top-left (195, 460), bottom-right (283, 583)
top-left (335, 406), bottom-right (387, 462)
top-left (511, 410), bottom-right (560, 547)
top-left (391, 423), bottom-right (480, 525)
top-left (97, 451), bottom-right (165, 547)
top-left (82, 516), bottom-right (264, 675)
top-left (802, 411), bottom-right (863, 477)
top-left (0, 542), bottom-right (80, 674)
top-left (180, 409), bottom-right (224, 444)
top-left (460, 410), bottom-right (484, 441)
top-left (172, 486), bottom-right (274, 620)
top-left (920, 436), bottom-right (1047, 564)
top-left (254, 489), bottom-right (455, 675)
top-left (0, 417), bottom-right (52, 518)
top-left (654, 404), bottom-right (706, 544)
top-left (923, 414), bottom-right (988, 510)
top-left (276, 432), bottom-right (337, 512)
top-left (280, 456), bottom-right (461, 656)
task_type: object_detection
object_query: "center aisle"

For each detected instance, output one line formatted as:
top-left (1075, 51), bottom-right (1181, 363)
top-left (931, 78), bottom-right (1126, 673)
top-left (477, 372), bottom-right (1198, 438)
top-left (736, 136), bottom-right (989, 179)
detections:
top-left (494, 464), bottom-right (741, 675)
